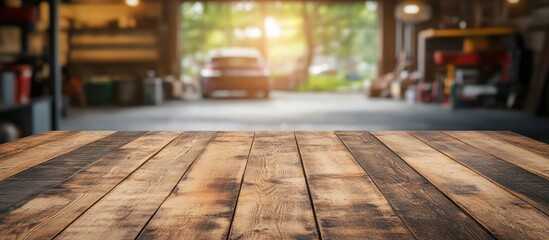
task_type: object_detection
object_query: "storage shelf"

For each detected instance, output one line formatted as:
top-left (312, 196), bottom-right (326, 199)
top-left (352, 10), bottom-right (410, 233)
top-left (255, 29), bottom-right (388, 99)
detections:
top-left (68, 28), bottom-right (157, 35)
top-left (420, 28), bottom-right (515, 39)
top-left (0, 97), bottom-right (49, 113)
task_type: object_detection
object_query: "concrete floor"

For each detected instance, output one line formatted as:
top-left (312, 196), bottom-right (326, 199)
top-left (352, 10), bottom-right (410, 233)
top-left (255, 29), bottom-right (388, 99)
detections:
top-left (62, 91), bottom-right (549, 143)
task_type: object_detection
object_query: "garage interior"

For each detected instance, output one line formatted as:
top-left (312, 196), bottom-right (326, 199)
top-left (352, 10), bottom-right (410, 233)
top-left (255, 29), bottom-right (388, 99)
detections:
top-left (0, 0), bottom-right (548, 143)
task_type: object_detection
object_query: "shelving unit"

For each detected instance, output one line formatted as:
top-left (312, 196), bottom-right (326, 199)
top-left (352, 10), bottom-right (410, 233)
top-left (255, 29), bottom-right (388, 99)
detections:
top-left (0, 97), bottom-right (51, 136)
top-left (67, 26), bottom-right (161, 79)
top-left (0, 0), bottom-right (61, 138)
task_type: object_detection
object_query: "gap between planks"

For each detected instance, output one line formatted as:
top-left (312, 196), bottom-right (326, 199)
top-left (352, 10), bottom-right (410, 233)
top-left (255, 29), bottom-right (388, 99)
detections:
top-left (295, 131), bottom-right (324, 240)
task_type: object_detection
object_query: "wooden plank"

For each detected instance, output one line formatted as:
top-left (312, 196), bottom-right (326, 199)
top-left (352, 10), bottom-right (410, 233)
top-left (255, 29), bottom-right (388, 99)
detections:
top-left (0, 131), bottom-right (181, 240)
top-left (228, 132), bottom-right (319, 239)
top-left (0, 131), bottom-right (146, 215)
top-left (0, 131), bottom-right (116, 181)
top-left (484, 131), bottom-right (549, 159)
top-left (374, 131), bottom-right (549, 240)
top-left (336, 131), bottom-right (493, 240)
top-left (295, 131), bottom-right (413, 239)
top-left (0, 131), bottom-right (75, 159)
top-left (55, 132), bottom-right (214, 240)
top-left (445, 131), bottom-right (549, 179)
top-left (138, 132), bottom-right (254, 239)
top-left (413, 131), bottom-right (549, 215)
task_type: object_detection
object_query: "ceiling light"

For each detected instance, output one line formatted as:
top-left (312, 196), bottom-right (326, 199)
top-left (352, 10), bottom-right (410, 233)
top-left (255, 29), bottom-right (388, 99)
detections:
top-left (126, 0), bottom-right (139, 7)
top-left (403, 4), bottom-right (420, 14)
top-left (395, 0), bottom-right (432, 23)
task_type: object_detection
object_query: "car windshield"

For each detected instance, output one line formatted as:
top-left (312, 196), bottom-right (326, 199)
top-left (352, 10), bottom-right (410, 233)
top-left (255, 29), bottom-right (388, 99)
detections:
top-left (211, 57), bottom-right (259, 67)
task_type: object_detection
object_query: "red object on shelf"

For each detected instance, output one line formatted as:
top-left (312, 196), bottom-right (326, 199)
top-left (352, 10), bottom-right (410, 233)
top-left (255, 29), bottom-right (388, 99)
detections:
top-left (434, 52), bottom-right (480, 66)
top-left (434, 51), bottom-right (512, 67)
top-left (0, 6), bottom-right (37, 24)
top-left (434, 51), bottom-right (513, 82)
top-left (0, 65), bottom-right (32, 104)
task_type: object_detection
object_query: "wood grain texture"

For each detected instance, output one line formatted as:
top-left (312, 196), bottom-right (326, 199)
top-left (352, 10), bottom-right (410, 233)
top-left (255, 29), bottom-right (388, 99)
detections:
top-left (0, 131), bottom-right (180, 240)
top-left (138, 132), bottom-right (254, 239)
top-left (0, 131), bottom-right (115, 181)
top-left (374, 131), bottom-right (549, 240)
top-left (336, 131), bottom-right (493, 240)
top-left (484, 131), bottom-right (549, 159)
top-left (0, 131), bottom-right (146, 215)
top-left (56, 132), bottom-right (214, 240)
top-left (0, 131), bottom-right (75, 159)
top-left (0, 131), bottom-right (546, 239)
top-left (412, 131), bottom-right (549, 214)
top-left (229, 132), bottom-right (319, 240)
top-left (295, 131), bottom-right (413, 239)
top-left (445, 131), bottom-right (549, 179)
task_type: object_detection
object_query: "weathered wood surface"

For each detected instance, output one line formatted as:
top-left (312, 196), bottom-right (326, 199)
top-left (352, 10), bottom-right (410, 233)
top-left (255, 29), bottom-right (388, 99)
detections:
top-left (336, 131), bottom-right (493, 239)
top-left (0, 131), bottom-right (115, 181)
top-left (484, 131), bottom-right (549, 159)
top-left (0, 131), bottom-right (146, 215)
top-left (56, 132), bottom-right (214, 240)
top-left (374, 131), bottom-right (549, 240)
top-left (0, 131), bottom-right (547, 239)
top-left (445, 131), bottom-right (549, 180)
top-left (138, 132), bottom-right (254, 239)
top-left (0, 131), bottom-right (180, 240)
top-left (412, 131), bottom-right (549, 215)
top-left (228, 132), bottom-right (318, 239)
top-left (295, 131), bottom-right (413, 239)
top-left (0, 131), bottom-right (75, 159)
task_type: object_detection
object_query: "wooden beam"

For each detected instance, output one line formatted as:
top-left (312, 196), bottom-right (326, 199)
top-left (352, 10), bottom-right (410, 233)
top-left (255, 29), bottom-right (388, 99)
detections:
top-left (378, 0), bottom-right (397, 76)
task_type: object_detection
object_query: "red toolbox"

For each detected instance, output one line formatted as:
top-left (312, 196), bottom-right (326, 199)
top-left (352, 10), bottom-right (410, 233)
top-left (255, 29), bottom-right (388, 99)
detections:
top-left (0, 6), bottom-right (37, 25)
top-left (0, 65), bottom-right (32, 104)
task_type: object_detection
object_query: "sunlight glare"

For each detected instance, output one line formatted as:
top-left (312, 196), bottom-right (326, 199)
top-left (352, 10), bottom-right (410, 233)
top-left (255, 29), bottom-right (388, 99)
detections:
top-left (265, 17), bottom-right (281, 39)
top-left (245, 26), bottom-right (262, 39)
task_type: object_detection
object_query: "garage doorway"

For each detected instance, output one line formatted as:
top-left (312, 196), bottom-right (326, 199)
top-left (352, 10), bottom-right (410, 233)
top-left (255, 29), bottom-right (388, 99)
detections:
top-left (180, 1), bottom-right (379, 93)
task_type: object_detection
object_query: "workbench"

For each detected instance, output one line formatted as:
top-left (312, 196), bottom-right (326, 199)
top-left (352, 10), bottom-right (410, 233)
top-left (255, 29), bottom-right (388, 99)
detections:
top-left (0, 131), bottom-right (547, 239)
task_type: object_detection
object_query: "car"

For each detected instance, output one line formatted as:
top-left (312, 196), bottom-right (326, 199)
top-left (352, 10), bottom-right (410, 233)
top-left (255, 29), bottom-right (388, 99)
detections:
top-left (200, 47), bottom-right (270, 98)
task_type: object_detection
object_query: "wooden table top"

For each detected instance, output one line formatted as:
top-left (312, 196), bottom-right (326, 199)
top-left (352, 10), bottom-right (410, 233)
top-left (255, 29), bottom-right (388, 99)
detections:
top-left (0, 131), bottom-right (547, 239)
